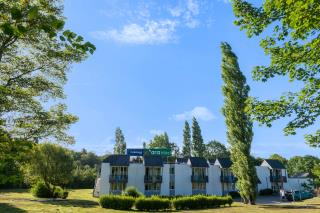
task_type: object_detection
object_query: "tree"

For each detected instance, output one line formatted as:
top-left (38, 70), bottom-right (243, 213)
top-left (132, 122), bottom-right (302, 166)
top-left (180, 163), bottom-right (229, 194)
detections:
top-left (221, 42), bottom-right (257, 204)
top-left (204, 140), bottom-right (230, 159)
top-left (287, 155), bottom-right (320, 177)
top-left (148, 132), bottom-right (171, 148)
top-left (0, 0), bottom-right (95, 144)
top-left (191, 117), bottom-right (205, 157)
top-left (114, 128), bottom-right (126, 154)
top-left (182, 121), bottom-right (192, 157)
top-left (269, 154), bottom-right (288, 168)
top-left (232, 0), bottom-right (320, 147)
top-left (23, 143), bottom-right (74, 188)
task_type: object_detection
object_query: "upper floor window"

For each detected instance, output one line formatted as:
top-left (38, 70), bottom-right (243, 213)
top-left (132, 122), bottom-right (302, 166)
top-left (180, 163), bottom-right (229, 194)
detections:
top-left (192, 167), bottom-right (206, 177)
top-left (145, 167), bottom-right (161, 176)
top-left (111, 166), bottom-right (128, 176)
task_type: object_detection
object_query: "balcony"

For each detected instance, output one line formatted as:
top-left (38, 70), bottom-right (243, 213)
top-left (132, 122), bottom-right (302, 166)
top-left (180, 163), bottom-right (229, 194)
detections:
top-left (191, 175), bottom-right (208, 183)
top-left (270, 175), bottom-right (287, 183)
top-left (145, 190), bottom-right (160, 196)
top-left (110, 190), bottom-right (122, 195)
top-left (192, 189), bottom-right (206, 195)
top-left (220, 175), bottom-right (237, 183)
top-left (144, 175), bottom-right (162, 183)
top-left (109, 175), bottom-right (128, 183)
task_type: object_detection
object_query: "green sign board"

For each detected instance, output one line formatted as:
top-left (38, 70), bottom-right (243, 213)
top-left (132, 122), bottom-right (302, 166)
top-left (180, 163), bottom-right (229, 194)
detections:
top-left (144, 148), bottom-right (171, 156)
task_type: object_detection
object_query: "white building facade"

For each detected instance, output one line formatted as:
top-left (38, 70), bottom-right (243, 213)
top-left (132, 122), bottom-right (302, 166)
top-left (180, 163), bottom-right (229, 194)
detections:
top-left (93, 155), bottom-right (306, 197)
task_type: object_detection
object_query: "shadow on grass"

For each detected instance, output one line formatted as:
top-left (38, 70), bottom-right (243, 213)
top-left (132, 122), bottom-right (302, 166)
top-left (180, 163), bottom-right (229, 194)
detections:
top-left (0, 203), bottom-right (27, 213)
top-left (260, 204), bottom-right (320, 210)
top-left (40, 199), bottom-right (99, 208)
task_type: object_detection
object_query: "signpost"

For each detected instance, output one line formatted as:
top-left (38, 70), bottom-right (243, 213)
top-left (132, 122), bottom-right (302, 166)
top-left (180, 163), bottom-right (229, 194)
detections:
top-left (126, 148), bottom-right (171, 156)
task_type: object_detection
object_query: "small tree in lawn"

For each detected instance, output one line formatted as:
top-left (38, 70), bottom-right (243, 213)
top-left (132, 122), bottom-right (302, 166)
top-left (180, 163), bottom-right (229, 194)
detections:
top-left (182, 121), bottom-right (192, 157)
top-left (221, 42), bottom-right (257, 204)
top-left (114, 127), bottom-right (126, 154)
top-left (191, 117), bottom-right (205, 157)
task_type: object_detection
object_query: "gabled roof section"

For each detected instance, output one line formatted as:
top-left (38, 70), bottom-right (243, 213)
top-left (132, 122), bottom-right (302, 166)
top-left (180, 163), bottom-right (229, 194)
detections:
top-left (189, 157), bottom-right (209, 167)
top-left (262, 159), bottom-right (285, 169)
top-left (208, 159), bottom-right (216, 165)
top-left (215, 158), bottom-right (232, 168)
top-left (144, 155), bottom-right (163, 167)
top-left (103, 155), bottom-right (130, 166)
top-left (176, 157), bottom-right (188, 164)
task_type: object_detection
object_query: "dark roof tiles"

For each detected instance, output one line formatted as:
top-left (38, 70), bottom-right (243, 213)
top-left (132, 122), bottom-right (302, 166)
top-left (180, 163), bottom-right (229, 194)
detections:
top-left (144, 155), bottom-right (163, 167)
top-left (103, 155), bottom-right (130, 166)
top-left (216, 158), bottom-right (233, 168)
top-left (189, 157), bottom-right (209, 167)
top-left (263, 159), bottom-right (286, 169)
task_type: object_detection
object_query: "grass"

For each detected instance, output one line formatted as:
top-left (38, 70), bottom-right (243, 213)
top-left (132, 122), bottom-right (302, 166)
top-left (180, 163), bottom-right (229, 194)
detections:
top-left (0, 189), bottom-right (319, 212)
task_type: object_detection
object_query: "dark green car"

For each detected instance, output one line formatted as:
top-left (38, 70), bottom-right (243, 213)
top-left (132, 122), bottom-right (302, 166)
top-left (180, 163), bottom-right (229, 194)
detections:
top-left (286, 190), bottom-right (313, 201)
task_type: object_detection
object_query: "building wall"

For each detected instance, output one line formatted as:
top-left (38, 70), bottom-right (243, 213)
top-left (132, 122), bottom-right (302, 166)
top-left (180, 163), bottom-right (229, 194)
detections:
top-left (175, 164), bottom-right (192, 195)
top-left (127, 163), bottom-right (145, 194)
top-left (100, 163), bottom-right (110, 195)
top-left (285, 178), bottom-right (310, 191)
top-left (207, 165), bottom-right (222, 195)
top-left (256, 166), bottom-right (271, 191)
top-left (161, 164), bottom-right (170, 195)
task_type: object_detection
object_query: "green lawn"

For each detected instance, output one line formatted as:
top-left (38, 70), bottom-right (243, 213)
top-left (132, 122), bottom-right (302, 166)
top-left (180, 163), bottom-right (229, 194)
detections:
top-left (0, 189), bottom-right (320, 212)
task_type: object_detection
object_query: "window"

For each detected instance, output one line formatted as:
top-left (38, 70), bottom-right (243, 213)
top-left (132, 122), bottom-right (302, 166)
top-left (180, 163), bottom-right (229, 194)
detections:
top-left (145, 167), bottom-right (161, 176)
top-left (169, 181), bottom-right (175, 190)
top-left (192, 167), bottom-right (206, 177)
top-left (145, 183), bottom-right (160, 191)
top-left (192, 183), bottom-right (206, 190)
top-left (110, 183), bottom-right (126, 191)
top-left (170, 167), bottom-right (175, 175)
top-left (111, 166), bottom-right (128, 176)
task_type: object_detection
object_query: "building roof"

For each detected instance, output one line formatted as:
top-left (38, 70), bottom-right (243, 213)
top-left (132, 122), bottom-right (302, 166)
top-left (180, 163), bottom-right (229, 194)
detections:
top-left (263, 159), bottom-right (286, 169)
top-left (208, 159), bottom-right (216, 165)
top-left (144, 155), bottom-right (163, 167)
top-left (215, 158), bottom-right (232, 168)
top-left (290, 172), bottom-right (310, 178)
top-left (176, 157), bottom-right (188, 164)
top-left (102, 155), bottom-right (130, 166)
top-left (189, 157), bottom-right (209, 167)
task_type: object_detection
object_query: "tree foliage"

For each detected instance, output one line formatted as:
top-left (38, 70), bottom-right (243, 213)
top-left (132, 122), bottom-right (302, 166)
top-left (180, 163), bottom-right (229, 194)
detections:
top-left (287, 155), bottom-right (320, 177)
top-left (149, 132), bottom-right (171, 148)
top-left (232, 0), bottom-right (320, 147)
top-left (221, 42), bottom-right (257, 204)
top-left (191, 117), bottom-right (205, 157)
top-left (114, 128), bottom-right (126, 154)
top-left (204, 140), bottom-right (230, 159)
top-left (269, 154), bottom-right (288, 167)
top-left (0, 0), bottom-right (95, 144)
top-left (182, 121), bottom-right (191, 157)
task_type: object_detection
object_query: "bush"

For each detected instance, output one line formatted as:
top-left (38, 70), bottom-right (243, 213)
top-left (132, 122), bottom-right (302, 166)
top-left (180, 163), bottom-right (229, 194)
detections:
top-left (259, 188), bottom-right (274, 196)
top-left (135, 196), bottom-right (171, 211)
top-left (31, 181), bottom-right (68, 199)
top-left (123, 186), bottom-right (142, 198)
top-left (228, 190), bottom-right (240, 198)
top-left (172, 195), bottom-right (233, 210)
top-left (99, 195), bottom-right (135, 210)
top-left (31, 181), bottom-right (53, 198)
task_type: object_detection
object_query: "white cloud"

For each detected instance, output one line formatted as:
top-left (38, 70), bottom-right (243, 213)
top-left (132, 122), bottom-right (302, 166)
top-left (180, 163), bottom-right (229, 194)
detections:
top-left (91, 20), bottom-right (177, 45)
top-left (173, 106), bottom-right (215, 121)
top-left (149, 129), bottom-right (164, 135)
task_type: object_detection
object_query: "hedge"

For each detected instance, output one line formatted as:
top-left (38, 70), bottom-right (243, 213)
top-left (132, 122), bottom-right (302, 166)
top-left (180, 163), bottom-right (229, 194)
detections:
top-left (31, 181), bottom-right (68, 199)
top-left (173, 195), bottom-right (233, 210)
top-left (259, 188), bottom-right (273, 196)
top-left (99, 195), bottom-right (135, 210)
top-left (123, 186), bottom-right (143, 198)
top-left (135, 196), bottom-right (171, 211)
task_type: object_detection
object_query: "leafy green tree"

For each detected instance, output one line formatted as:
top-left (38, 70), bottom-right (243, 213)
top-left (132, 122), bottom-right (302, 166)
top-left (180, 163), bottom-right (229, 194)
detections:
top-left (23, 143), bottom-right (74, 188)
top-left (232, 0), bottom-right (320, 147)
top-left (287, 155), bottom-right (320, 177)
top-left (269, 154), bottom-right (288, 167)
top-left (221, 42), bottom-right (257, 204)
top-left (204, 140), bottom-right (230, 159)
top-left (0, 0), bottom-right (95, 144)
top-left (191, 117), bottom-right (205, 157)
top-left (114, 128), bottom-right (126, 154)
top-left (148, 132), bottom-right (171, 148)
top-left (182, 121), bottom-right (191, 157)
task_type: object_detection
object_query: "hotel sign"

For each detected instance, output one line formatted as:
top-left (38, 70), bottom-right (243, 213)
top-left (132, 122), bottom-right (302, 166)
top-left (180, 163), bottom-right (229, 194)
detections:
top-left (126, 148), bottom-right (171, 156)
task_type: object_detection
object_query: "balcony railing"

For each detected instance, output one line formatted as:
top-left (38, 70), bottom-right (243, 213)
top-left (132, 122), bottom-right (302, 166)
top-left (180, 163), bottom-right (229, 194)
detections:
top-left (270, 175), bottom-right (287, 183)
top-left (144, 175), bottom-right (162, 183)
top-left (220, 175), bottom-right (237, 183)
top-left (109, 175), bottom-right (128, 183)
top-left (191, 175), bottom-right (208, 183)
top-left (110, 190), bottom-right (122, 195)
top-left (192, 189), bottom-right (206, 195)
top-left (145, 190), bottom-right (160, 196)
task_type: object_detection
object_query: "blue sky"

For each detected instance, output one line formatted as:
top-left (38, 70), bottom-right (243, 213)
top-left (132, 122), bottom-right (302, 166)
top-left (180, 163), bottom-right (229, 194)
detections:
top-left (62, 0), bottom-right (319, 158)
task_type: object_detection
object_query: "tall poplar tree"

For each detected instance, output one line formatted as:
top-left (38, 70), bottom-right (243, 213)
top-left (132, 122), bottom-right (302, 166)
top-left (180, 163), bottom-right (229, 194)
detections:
top-left (221, 42), bottom-right (257, 204)
top-left (191, 117), bottom-right (205, 157)
top-left (182, 121), bottom-right (191, 157)
top-left (114, 128), bottom-right (126, 154)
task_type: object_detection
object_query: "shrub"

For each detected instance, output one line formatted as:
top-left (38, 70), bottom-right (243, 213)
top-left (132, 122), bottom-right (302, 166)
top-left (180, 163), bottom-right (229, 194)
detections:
top-left (172, 195), bottom-right (233, 210)
top-left (99, 195), bottom-right (135, 210)
top-left (53, 186), bottom-right (68, 199)
top-left (228, 190), bottom-right (240, 198)
top-left (135, 196), bottom-right (171, 211)
top-left (259, 188), bottom-right (274, 196)
top-left (123, 186), bottom-right (142, 198)
top-left (31, 181), bottom-right (53, 198)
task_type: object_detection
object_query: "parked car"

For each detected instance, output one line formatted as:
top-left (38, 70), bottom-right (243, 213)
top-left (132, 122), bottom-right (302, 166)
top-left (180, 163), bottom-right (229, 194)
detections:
top-left (285, 190), bottom-right (313, 201)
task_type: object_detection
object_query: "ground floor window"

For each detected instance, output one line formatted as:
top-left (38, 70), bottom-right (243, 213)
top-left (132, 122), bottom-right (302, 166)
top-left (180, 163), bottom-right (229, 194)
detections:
top-left (192, 183), bottom-right (206, 190)
top-left (110, 183), bottom-right (126, 191)
top-left (145, 183), bottom-right (161, 191)
top-left (169, 181), bottom-right (175, 190)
